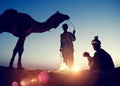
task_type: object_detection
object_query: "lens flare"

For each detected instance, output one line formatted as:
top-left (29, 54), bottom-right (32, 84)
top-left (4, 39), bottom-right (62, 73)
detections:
top-left (20, 77), bottom-right (39, 86)
top-left (31, 78), bottom-right (37, 83)
top-left (38, 71), bottom-right (49, 84)
top-left (20, 78), bottom-right (31, 86)
top-left (12, 81), bottom-right (18, 86)
top-left (20, 80), bottom-right (26, 86)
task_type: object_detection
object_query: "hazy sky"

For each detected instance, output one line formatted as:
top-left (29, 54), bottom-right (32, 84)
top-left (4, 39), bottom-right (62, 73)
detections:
top-left (0, 0), bottom-right (120, 70)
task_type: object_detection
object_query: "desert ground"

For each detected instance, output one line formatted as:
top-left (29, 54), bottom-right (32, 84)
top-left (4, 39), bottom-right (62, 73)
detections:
top-left (0, 66), bottom-right (120, 86)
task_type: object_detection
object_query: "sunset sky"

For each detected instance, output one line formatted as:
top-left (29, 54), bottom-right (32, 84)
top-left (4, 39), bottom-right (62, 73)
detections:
top-left (0, 0), bottom-right (120, 70)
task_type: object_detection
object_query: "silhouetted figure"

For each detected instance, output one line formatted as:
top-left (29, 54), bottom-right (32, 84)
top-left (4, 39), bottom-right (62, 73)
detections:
top-left (0, 9), bottom-right (70, 69)
top-left (83, 36), bottom-right (114, 71)
top-left (60, 23), bottom-right (76, 70)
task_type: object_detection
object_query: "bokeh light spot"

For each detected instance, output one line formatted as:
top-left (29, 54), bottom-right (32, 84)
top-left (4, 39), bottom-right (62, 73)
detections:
top-left (12, 81), bottom-right (18, 86)
top-left (38, 71), bottom-right (49, 84)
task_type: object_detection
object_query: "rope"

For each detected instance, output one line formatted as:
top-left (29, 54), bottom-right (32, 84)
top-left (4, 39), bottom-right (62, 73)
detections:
top-left (66, 20), bottom-right (76, 30)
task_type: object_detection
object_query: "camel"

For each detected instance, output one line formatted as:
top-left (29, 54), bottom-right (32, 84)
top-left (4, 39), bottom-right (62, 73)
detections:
top-left (0, 9), bottom-right (70, 69)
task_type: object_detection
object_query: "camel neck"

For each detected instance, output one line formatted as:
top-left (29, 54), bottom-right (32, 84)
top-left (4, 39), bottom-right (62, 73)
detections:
top-left (31, 21), bottom-right (53, 33)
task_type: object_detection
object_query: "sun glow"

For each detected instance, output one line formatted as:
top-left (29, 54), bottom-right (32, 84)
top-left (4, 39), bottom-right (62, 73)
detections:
top-left (71, 64), bottom-right (81, 72)
top-left (59, 62), bottom-right (81, 72)
top-left (59, 62), bottom-right (69, 71)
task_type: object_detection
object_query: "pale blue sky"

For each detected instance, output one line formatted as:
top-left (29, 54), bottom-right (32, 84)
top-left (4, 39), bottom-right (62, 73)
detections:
top-left (0, 0), bottom-right (120, 70)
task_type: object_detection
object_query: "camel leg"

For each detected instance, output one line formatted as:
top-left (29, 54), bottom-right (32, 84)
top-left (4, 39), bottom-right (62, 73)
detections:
top-left (9, 37), bottom-right (26, 69)
top-left (17, 44), bottom-right (24, 69)
top-left (17, 51), bottom-right (23, 69)
top-left (17, 37), bottom-right (26, 69)
top-left (9, 47), bottom-right (18, 68)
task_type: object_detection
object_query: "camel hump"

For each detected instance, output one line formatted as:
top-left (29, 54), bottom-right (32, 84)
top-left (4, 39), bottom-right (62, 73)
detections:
top-left (2, 9), bottom-right (17, 16)
top-left (0, 9), bottom-right (18, 33)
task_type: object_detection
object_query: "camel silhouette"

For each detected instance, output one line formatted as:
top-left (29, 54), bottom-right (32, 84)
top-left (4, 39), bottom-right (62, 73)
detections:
top-left (0, 9), bottom-right (70, 69)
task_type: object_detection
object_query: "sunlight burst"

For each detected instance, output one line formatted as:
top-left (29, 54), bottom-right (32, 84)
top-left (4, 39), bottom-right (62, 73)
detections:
top-left (71, 65), bottom-right (81, 72)
top-left (59, 62), bottom-right (69, 71)
top-left (59, 62), bottom-right (81, 72)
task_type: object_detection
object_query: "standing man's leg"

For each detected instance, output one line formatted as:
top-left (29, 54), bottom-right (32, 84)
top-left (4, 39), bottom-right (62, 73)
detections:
top-left (69, 52), bottom-right (74, 70)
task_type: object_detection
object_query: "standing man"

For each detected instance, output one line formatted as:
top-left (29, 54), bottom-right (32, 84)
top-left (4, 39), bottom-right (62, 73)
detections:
top-left (60, 23), bottom-right (76, 70)
top-left (83, 36), bottom-right (114, 71)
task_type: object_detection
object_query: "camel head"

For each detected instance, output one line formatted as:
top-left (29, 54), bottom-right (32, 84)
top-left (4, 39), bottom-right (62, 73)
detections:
top-left (46, 11), bottom-right (70, 28)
